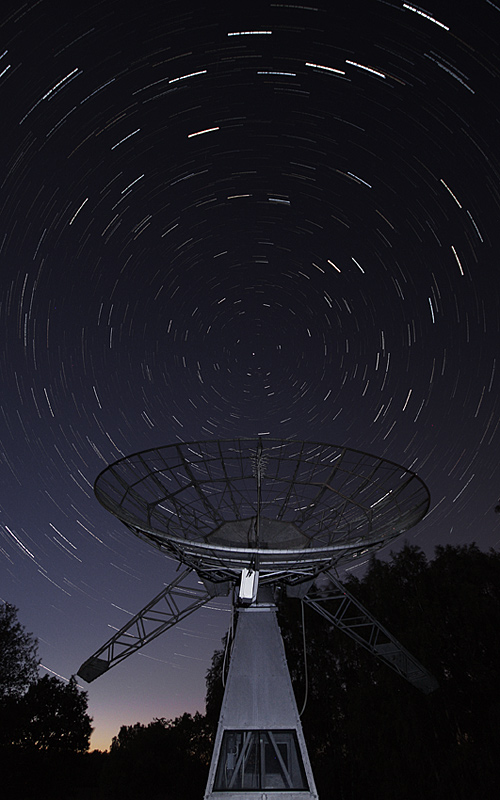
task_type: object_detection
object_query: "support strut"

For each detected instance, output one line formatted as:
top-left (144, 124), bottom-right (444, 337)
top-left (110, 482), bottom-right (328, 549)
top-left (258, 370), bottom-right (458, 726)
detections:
top-left (78, 567), bottom-right (219, 682)
top-left (303, 571), bottom-right (438, 694)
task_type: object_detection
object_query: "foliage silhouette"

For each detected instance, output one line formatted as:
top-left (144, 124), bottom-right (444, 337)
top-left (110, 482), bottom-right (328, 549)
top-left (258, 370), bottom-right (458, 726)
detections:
top-left (13, 674), bottom-right (93, 752)
top-left (0, 604), bottom-right (95, 798)
top-left (275, 543), bottom-right (500, 799)
top-left (0, 602), bottom-right (39, 700)
top-left (102, 713), bottom-right (212, 799)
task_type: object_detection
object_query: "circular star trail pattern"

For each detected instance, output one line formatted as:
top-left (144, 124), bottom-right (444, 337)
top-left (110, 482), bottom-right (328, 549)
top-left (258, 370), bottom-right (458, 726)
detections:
top-left (1, 0), bottom-right (500, 749)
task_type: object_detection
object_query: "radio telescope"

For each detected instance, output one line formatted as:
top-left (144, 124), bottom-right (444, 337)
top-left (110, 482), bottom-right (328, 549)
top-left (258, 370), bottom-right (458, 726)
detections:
top-left (78, 438), bottom-right (437, 799)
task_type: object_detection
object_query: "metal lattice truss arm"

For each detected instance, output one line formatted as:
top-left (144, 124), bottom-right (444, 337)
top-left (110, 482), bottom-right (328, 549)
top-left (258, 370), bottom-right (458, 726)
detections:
top-left (304, 572), bottom-right (438, 694)
top-left (78, 568), bottom-right (217, 683)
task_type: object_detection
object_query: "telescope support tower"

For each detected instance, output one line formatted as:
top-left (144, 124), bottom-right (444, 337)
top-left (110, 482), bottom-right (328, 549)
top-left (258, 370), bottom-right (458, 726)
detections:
top-left (204, 587), bottom-right (318, 800)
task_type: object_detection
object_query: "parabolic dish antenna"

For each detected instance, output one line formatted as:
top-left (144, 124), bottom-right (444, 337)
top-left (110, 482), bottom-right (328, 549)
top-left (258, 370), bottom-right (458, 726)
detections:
top-left (94, 438), bottom-right (430, 585)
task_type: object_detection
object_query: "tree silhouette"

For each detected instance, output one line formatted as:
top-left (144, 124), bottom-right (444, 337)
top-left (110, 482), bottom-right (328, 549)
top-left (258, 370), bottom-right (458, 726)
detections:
top-left (104, 713), bottom-right (212, 799)
top-left (14, 674), bottom-right (93, 753)
top-left (0, 603), bottom-right (39, 700)
top-left (0, 606), bottom-right (96, 798)
top-left (0, 603), bottom-right (92, 754)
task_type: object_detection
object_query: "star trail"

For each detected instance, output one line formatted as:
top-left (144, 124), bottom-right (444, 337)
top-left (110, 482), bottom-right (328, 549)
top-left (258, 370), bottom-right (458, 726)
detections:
top-left (1, 0), bottom-right (500, 750)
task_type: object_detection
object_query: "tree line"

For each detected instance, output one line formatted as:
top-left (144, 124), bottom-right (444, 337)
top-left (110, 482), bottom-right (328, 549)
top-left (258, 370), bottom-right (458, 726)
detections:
top-left (2, 542), bottom-right (500, 798)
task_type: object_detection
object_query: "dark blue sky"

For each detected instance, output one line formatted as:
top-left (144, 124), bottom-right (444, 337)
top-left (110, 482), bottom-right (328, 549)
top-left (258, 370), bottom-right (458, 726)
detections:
top-left (1, 0), bottom-right (500, 749)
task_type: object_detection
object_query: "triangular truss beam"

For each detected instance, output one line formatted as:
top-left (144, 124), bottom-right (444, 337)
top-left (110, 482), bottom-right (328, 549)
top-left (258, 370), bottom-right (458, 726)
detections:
top-left (303, 571), bottom-right (438, 694)
top-left (78, 567), bottom-right (219, 683)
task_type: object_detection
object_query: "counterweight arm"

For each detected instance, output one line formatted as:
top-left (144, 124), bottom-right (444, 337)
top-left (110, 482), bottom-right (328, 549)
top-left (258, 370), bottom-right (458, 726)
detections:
top-left (78, 567), bottom-right (217, 683)
top-left (303, 572), bottom-right (438, 694)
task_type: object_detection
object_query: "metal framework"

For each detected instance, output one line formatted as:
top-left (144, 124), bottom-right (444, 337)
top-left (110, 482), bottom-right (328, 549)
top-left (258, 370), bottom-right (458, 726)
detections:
top-left (78, 437), bottom-right (437, 800)
top-left (79, 439), bottom-right (435, 691)
top-left (78, 564), bottom-right (437, 694)
top-left (93, 438), bottom-right (430, 584)
top-left (303, 572), bottom-right (438, 693)
top-left (78, 567), bottom-right (218, 682)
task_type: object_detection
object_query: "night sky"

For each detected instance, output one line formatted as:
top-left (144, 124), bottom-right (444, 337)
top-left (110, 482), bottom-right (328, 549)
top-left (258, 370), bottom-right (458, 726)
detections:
top-left (1, 0), bottom-right (500, 751)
